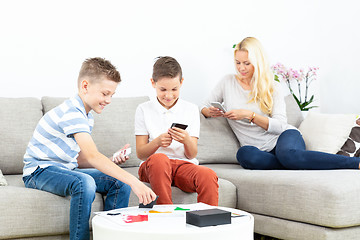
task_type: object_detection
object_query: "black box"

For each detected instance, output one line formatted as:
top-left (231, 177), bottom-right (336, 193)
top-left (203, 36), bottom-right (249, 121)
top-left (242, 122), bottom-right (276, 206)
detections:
top-left (186, 208), bottom-right (231, 227)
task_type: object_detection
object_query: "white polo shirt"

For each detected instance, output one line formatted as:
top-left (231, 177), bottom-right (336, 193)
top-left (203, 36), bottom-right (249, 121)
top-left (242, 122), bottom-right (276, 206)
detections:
top-left (135, 97), bottom-right (200, 165)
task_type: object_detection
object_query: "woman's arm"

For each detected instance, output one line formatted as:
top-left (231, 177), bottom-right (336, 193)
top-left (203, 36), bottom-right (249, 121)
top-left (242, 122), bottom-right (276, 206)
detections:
top-left (224, 109), bottom-right (270, 130)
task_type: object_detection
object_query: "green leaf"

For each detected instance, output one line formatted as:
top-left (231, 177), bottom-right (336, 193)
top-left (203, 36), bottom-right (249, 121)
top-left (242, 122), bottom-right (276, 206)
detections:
top-left (274, 74), bottom-right (280, 82)
top-left (292, 94), bottom-right (301, 106)
top-left (302, 101), bottom-right (311, 108)
top-left (308, 95), bottom-right (314, 102)
top-left (233, 44), bottom-right (236, 49)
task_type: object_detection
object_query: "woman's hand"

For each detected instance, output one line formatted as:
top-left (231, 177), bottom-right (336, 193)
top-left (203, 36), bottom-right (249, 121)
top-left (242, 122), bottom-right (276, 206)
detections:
top-left (208, 106), bottom-right (225, 117)
top-left (224, 109), bottom-right (252, 121)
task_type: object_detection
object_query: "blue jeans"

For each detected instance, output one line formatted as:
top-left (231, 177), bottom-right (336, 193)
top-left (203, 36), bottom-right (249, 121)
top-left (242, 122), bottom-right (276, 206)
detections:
top-left (236, 129), bottom-right (360, 170)
top-left (23, 166), bottom-right (131, 240)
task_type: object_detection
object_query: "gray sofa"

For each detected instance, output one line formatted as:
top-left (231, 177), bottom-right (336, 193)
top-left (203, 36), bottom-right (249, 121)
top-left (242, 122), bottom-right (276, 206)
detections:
top-left (1, 95), bottom-right (360, 240)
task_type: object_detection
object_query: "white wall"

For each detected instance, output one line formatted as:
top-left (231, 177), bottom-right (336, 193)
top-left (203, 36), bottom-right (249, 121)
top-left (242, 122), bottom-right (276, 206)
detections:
top-left (1, 0), bottom-right (359, 113)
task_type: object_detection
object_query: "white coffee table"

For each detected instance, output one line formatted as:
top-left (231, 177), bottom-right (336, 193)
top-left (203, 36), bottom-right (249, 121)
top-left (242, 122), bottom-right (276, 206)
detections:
top-left (92, 203), bottom-right (254, 240)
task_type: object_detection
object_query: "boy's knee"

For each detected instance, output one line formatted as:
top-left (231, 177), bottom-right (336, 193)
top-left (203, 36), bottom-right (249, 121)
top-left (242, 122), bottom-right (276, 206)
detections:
top-left (147, 153), bottom-right (171, 167)
top-left (72, 175), bottom-right (96, 196)
top-left (197, 167), bottom-right (218, 185)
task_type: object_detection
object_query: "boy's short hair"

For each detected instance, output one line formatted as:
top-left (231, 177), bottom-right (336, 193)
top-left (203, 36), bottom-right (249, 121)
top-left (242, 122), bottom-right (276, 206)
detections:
top-left (78, 57), bottom-right (121, 87)
top-left (152, 56), bottom-right (182, 82)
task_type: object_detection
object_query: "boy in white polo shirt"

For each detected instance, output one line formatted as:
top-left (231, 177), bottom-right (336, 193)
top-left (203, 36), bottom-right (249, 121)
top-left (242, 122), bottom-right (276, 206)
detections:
top-left (23, 57), bottom-right (156, 240)
top-left (135, 56), bottom-right (219, 205)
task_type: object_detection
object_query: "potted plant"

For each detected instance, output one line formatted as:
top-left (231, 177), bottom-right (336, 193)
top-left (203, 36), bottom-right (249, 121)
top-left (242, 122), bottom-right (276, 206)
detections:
top-left (272, 63), bottom-right (319, 111)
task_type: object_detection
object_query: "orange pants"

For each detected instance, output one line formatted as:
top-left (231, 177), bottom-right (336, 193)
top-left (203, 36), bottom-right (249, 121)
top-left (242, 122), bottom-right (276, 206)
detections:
top-left (138, 153), bottom-right (219, 206)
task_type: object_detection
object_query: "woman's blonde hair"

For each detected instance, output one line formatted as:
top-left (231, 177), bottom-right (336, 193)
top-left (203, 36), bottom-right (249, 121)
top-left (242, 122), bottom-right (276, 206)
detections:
top-left (234, 37), bottom-right (274, 114)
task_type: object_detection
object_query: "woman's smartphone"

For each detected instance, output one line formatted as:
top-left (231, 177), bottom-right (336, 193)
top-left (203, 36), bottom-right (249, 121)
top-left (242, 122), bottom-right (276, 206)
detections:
top-left (210, 102), bottom-right (227, 112)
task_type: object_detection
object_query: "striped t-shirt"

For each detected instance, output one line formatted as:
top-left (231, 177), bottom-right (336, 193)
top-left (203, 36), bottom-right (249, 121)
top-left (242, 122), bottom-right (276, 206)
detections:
top-left (23, 95), bottom-right (94, 177)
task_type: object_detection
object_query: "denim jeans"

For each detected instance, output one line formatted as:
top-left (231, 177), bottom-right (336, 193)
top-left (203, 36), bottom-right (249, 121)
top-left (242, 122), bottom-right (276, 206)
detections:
top-left (237, 129), bottom-right (360, 170)
top-left (23, 166), bottom-right (131, 240)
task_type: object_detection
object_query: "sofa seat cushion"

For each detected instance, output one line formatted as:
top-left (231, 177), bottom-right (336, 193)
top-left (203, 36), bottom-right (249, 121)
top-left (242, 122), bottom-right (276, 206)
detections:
top-left (0, 169), bottom-right (7, 186)
top-left (124, 167), bottom-right (237, 208)
top-left (205, 164), bottom-right (360, 228)
top-left (0, 175), bottom-right (103, 239)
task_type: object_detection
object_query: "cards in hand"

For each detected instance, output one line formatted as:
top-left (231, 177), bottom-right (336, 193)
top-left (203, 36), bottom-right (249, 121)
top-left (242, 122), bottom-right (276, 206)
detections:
top-left (170, 123), bottom-right (188, 130)
top-left (139, 196), bottom-right (159, 208)
top-left (112, 148), bottom-right (131, 160)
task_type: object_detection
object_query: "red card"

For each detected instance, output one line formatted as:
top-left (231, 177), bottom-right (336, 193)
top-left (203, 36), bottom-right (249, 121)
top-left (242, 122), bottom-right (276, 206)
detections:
top-left (123, 214), bottom-right (148, 223)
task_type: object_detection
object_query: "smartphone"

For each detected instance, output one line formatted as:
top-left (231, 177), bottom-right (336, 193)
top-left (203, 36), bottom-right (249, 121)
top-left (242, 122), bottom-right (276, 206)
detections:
top-left (210, 102), bottom-right (227, 112)
top-left (112, 147), bottom-right (132, 160)
top-left (170, 123), bottom-right (188, 130)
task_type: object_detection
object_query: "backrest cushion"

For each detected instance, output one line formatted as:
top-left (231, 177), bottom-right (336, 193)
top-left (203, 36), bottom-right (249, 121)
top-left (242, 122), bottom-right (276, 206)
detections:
top-left (336, 120), bottom-right (360, 157)
top-left (284, 94), bottom-right (304, 128)
top-left (42, 96), bottom-right (149, 167)
top-left (0, 98), bottom-right (43, 174)
top-left (197, 114), bottom-right (240, 164)
top-left (298, 112), bottom-right (356, 154)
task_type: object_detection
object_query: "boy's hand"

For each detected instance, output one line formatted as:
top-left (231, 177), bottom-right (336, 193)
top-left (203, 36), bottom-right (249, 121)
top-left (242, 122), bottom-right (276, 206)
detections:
top-left (130, 180), bottom-right (157, 205)
top-left (168, 127), bottom-right (190, 144)
top-left (156, 133), bottom-right (172, 148)
top-left (112, 144), bottom-right (130, 165)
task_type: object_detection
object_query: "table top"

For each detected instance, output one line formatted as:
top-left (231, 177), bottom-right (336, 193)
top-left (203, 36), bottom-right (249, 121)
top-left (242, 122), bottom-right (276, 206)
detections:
top-left (92, 203), bottom-right (254, 234)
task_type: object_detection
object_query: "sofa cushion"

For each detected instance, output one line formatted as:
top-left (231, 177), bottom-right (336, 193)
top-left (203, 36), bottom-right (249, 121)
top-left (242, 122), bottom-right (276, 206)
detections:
top-left (284, 94), bottom-right (304, 128)
top-left (206, 164), bottom-right (360, 228)
top-left (0, 97), bottom-right (43, 174)
top-left (298, 112), bottom-right (356, 153)
top-left (197, 114), bottom-right (240, 164)
top-left (125, 167), bottom-right (237, 208)
top-left (41, 96), bottom-right (150, 167)
top-left (337, 123), bottom-right (360, 157)
top-left (0, 174), bottom-right (103, 239)
top-left (0, 169), bottom-right (7, 186)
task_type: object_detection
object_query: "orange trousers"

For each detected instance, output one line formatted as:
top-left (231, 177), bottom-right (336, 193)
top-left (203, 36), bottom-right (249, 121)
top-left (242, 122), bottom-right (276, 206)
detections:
top-left (138, 153), bottom-right (219, 206)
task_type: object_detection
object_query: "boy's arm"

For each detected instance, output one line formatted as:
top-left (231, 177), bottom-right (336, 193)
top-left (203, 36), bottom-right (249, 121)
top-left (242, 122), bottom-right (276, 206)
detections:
top-left (74, 132), bottom-right (156, 204)
top-left (184, 137), bottom-right (198, 159)
top-left (136, 133), bottom-right (172, 160)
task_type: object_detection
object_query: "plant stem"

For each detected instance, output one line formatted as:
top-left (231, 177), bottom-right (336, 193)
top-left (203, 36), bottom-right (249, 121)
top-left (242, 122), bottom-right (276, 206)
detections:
top-left (297, 80), bottom-right (301, 103)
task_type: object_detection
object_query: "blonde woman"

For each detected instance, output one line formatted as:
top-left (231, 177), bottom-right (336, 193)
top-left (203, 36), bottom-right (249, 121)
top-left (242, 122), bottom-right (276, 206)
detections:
top-left (201, 37), bottom-right (360, 170)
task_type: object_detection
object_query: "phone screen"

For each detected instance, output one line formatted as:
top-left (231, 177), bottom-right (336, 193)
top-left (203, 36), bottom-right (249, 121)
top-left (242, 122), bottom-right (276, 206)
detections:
top-left (211, 102), bottom-right (227, 112)
top-left (171, 123), bottom-right (188, 130)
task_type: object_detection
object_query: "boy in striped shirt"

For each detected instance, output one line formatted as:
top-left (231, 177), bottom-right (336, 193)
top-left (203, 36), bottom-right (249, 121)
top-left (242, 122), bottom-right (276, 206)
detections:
top-left (23, 58), bottom-right (156, 240)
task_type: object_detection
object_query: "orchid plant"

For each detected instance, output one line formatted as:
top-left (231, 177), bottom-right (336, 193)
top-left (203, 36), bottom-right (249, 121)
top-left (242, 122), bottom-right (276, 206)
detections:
top-left (272, 63), bottom-right (319, 111)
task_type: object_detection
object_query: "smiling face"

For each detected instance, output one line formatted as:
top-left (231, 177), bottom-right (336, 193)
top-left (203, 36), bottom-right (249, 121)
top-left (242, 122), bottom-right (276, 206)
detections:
top-left (80, 76), bottom-right (118, 114)
top-left (235, 50), bottom-right (255, 82)
top-left (151, 76), bottom-right (183, 110)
